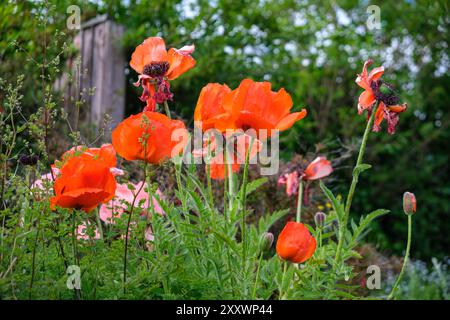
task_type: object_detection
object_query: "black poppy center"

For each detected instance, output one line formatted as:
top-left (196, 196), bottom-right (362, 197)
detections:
top-left (143, 61), bottom-right (170, 78)
top-left (371, 80), bottom-right (400, 106)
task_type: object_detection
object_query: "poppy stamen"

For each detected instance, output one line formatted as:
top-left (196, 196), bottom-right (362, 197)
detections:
top-left (143, 61), bottom-right (170, 78)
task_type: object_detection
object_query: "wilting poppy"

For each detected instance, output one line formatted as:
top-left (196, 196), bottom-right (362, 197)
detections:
top-left (99, 182), bottom-right (165, 223)
top-left (356, 59), bottom-right (408, 134)
top-left (130, 37), bottom-right (195, 111)
top-left (193, 79), bottom-right (307, 137)
top-left (355, 59), bottom-right (384, 114)
top-left (276, 221), bottom-right (316, 263)
top-left (373, 101), bottom-right (408, 135)
top-left (278, 156), bottom-right (333, 196)
top-left (50, 157), bottom-right (117, 212)
top-left (112, 111), bottom-right (188, 164)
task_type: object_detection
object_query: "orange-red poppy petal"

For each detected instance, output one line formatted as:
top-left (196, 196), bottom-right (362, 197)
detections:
top-left (276, 221), bottom-right (316, 263)
top-left (374, 102), bottom-right (386, 130)
top-left (166, 47), bottom-right (196, 80)
top-left (303, 156), bottom-right (333, 181)
top-left (194, 83), bottom-right (231, 130)
top-left (130, 37), bottom-right (168, 74)
top-left (51, 157), bottom-right (116, 212)
top-left (112, 112), bottom-right (188, 164)
top-left (275, 109), bottom-right (308, 131)
top-left (358, 90), bottom-right (376, 110)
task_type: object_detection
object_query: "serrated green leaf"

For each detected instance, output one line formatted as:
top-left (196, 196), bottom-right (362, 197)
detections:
top-left (320, 181), bottom-right (345, 222)
top-left (353, 163), bottom-right (372, 176)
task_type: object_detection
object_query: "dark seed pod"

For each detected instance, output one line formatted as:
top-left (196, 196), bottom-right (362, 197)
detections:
top-left (19, 154), bottom-right (38, 166)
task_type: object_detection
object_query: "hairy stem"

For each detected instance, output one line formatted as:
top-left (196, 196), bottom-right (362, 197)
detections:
top-left (123, 163), bottom-right (147, 294)
top-left (388, 215), bottom-right (412, 300)
top-left (240, 136), bottom-right (254, 298)
top-left (252, 252), bottom-right (263, 299)
top-left (296, 181), bottom-right (303, 223)
top-left (335, 108), bottom-right (376, 263)
top-left (163, 100), bottom-right (172, 119)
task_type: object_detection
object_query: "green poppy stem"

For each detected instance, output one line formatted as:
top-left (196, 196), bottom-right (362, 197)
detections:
top-left (252, 252), bottom-right (263, 299)
top-left (335, 107), bottom-right (376, 263)
top-left (296, 181), bottom-right (303, 223)
top-left (388, 215), bottom-right (412, 300)
top-left (240, 136), bottom-right (254, 298)
top-left (163, 100), bottom-right (171, 119)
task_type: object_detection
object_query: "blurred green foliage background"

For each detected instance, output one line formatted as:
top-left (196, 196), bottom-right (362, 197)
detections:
top-left (1, 0), bottom-right (449, 261)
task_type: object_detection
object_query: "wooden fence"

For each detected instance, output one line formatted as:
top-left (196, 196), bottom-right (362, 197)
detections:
top-left (56, 15), bottom-right (125, 131)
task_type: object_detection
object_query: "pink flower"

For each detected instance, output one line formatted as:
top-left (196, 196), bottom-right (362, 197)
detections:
top-left (99, 182), bottom-right (164, 224)
top-left (32, 172), bottom-right (55, 191)
top-left (277, 171), bottom-right (299, 197)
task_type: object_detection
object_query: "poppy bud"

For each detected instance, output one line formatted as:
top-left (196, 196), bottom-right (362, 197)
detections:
top-left (276, 222), bottom-right (316, 263)
top-left (314, 211), bottom-right (326, 228)
top-left (403, 192), bottom-right (416, 215)
top-left (19, 154), bottom-right (38, 166)
top-left (259, 232), bottom-right (274, 252)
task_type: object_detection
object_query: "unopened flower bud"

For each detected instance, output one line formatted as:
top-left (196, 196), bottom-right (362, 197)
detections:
top-left (314, 211), bottom-right (326, 227)
top-left (259, 232), bottom-right (274, 252)
top-left (403, 192), bottom-right (416, 215)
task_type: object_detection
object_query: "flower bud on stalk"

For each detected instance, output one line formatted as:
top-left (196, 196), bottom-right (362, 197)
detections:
top-left (314, 211), bottom-right (326, 228)
top-left (259, 232), bottom-right (274, 252)
top-left (403, 192), bottom-right (416, 215)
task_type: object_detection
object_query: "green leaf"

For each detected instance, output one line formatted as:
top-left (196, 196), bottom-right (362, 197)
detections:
top-left (353, 163), bottom-right (372, 176)
top-left (211, 230), bottom-right (239, 254)
top-left (350, 209), bottom-right (390, 246)
top-left (244, 177), bottom-right (268, 195)
top-left (319, 181), bottom-right (345, 222)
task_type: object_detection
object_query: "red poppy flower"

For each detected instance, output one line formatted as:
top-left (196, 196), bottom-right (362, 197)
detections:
top-left (373, 101), bottom-right (407, 135)
top-left (193, 79), bottom-right (307, 137)
top-left (276, 221), bottom-right (316, 263)
top-left (50, 157), bottom-right (116, 212)
top-left (59, 144), bottom-right (117, 168)
top-left (130, 37), bottom-right (196, 111)
top-left (194, 83), bottom-right (232, 131)
top-left (112, 111), bottom-right (188, 164)
top-left (355, 59), bottom-right (384, 114)
top-left (278, 156), bottom-right (332, 196)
